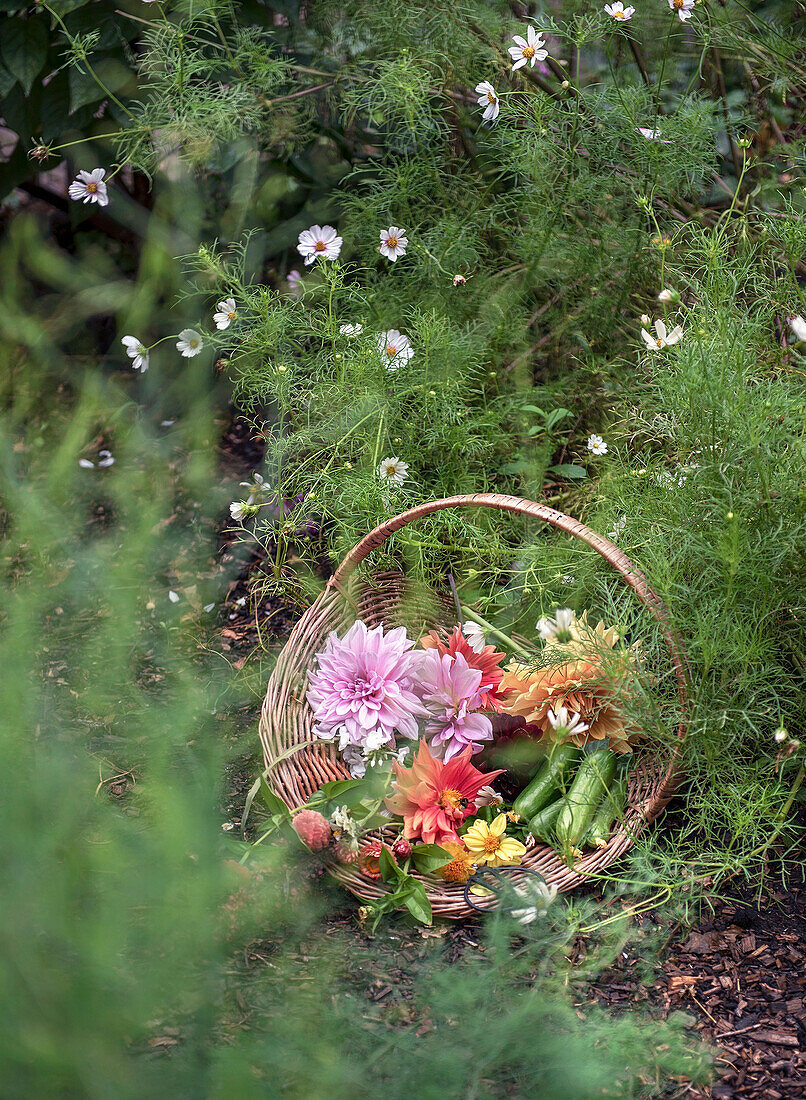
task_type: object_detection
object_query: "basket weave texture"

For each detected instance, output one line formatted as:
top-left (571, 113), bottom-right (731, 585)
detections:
top-left (259, 494), bottom-right (690, 919)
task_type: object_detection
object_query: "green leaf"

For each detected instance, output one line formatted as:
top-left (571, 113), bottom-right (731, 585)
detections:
top-left (550, 463), bottom-right (588, 480)
top-left (317, 778), bottom-right (364, 799)
top-left (545, 408), bottom-right (572, 432)
top-left (260, 776), bottom-right (290, 818)
top-left (411, 843), bottom-right (452, 873)
top-left (379, 845), bottom-right (403, 884)
top-left (2, 16), bottom-right (48, 96)
top-left (402, 878), bottom-right (432, 925)
top-left (520, 404), bottom-right (545, 416)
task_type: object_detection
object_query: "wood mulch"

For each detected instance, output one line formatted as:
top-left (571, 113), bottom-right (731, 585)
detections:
top-left (216, 407), bottom-right (806, 1100)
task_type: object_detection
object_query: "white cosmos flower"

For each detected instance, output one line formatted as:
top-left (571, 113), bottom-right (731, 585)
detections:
top-left (339, 323), bottom-right (363, 336)
top-left (788, 315), bottom-right (806, 342)
top-left (213, 297), bottom-right (237, 330)
top-left (637, 127), bottom-right (672, 144)
top-left (286, 269), bottom-right (303, 298)
top-left (607, 514), bottom-right (627, 542)
top-left (668, 0), bottom-right (695, 20)
top-left (68, 168), bottom-right (109, 206)
top-left (657, 288), bottom-right (677, 303)
top-left (379, 226), bottom-right (408, 262)
top-left (462, 620), bottom-right (486, 653)
top-left (546, 706), bottom-right (590, 737)
top-left (377, 456), bottom-right (410, 485)
top-left (121, 335), bottom-right (149, 372)
top-left (604, 2), bottom-right (635, 19)
top-left (641, 319), bottom-right (683, 350)
top-left (474, 81), bottom-right (500, 122)
top-left (508, 25), bottom-right (548, 70)
top-left (537, 608), bottom-right (576, 641)
top-left (230, 500), bottom-right (259, 522)
top-left (587, 434), bottom-right (608, 456)
top-left (176, 329), bottom-right (204, 357)
top-left (510, 880), bottom-right (558, 924)
top-left (297, 224), bottom-right (342, 265)
top-left (377, 329), bottom-right (414, 370)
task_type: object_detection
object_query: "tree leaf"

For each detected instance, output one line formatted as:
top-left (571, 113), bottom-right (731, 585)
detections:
top-left (549, 463), bottom-right (588, 480)
top-left (411, 843), bottom-right (452, 873)
top-left (2, 16), bottom-right (48, 96)
top-left (259, 776), bottom-right (291, 817)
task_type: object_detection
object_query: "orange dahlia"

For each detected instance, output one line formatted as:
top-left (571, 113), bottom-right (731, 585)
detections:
top-left (385, 740), bottom-right (503, 845)
top-left (420, 626), bottom-right (506, 710)
top-left (499, 621), bottom-right (638, 754)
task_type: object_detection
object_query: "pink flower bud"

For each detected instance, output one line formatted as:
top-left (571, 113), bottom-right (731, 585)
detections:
top-left (392, 837), bottom-right (412, 859)
top-left (293, 809), bottom-right (332, 851)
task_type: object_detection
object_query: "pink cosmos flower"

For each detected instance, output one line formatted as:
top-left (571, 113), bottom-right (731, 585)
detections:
top-left (307, 620), bottom-right (428, 752)
top-left (419, 650), bottom-right (494, 761)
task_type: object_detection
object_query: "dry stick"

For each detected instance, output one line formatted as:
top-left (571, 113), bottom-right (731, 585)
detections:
top-left (742, 62), bottom-right (787, 148)
top-left (710, 48), bottom-right (744, 184)
top-left (261, 82), bottom-right (334, 108)
top-left (628, 39), bottom-right (652, 89)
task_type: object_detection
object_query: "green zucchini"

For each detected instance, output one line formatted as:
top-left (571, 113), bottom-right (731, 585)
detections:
top-left (555, 749), bottom-right (617, 859)
top-left (587, 777), bottom-right (627, 849)
top-left (527, 797), bottom-right (563, 843)
top-left (512, 743), bottom-right (580, 821)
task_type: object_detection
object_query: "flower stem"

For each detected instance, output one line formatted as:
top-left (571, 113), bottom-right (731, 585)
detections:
top-left (460, 605), bottom-right (532, 660)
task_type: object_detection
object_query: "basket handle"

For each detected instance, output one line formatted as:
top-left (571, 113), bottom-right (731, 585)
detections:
top-left (328, 492), bottom-right (690, 704)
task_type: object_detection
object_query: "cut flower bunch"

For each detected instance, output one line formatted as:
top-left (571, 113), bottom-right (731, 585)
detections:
top-left (255, 606), bottom-right (649, 925)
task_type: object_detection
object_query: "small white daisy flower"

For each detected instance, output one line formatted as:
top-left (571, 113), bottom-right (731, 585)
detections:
top-left (462, 620), bottom-right (486, 653)
top-left (641, 319), bottom-right (683, 351)
top-left (774, 728), bottom-right (788, 744)
top-left (668, 0), bottom-right (695, 20)
top-left (377, 330), bottom-right (414, 370)
top-left (604, 2), bottom-right (635, 19)
top-left (606, 515), bottom-right (627, 542)
top-left (379, 226), bottom-right (408, 262)
top-left (176, 329), bottom-right (204, 357)
top-left (68, 168), bottom-right (109, 206)
top-left (537, 608), bottom-right (577, 641)
top-left (474, 81), bottom-right (500, 122)
top-left (508, 25), bottom-right (548, 71)
top-left (229, 501), bottom-right (249, 522)
top-left (297, 224), bottom-right (342, 265)
top-left (475, 785), bottom-right (504, 809)
top-left (339, 323), bottom-right (364, 336)
top-left (377, 456), bottom-right (410, 485)
top-left (213, 297), bottom-right (237, 330)
top-left (121, 335), bottom-right (149, 372)
top-left (657, 288), bottom-right (678, 304)
top-left (97, 450), bottom-right (115, 468)
top-left (788, 315), bottom-right (806, 343)
top-left (587, 434), bottom-right (608, 456)
top-left (286, 269), bottom-right (303, 298)
top-left (546, 706), bottom-right (590, 738)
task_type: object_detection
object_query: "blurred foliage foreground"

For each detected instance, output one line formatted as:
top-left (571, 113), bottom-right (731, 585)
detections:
top-left (1, 0), bottom-right (806, 1094)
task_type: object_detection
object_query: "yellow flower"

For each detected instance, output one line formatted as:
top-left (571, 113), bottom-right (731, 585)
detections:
top-left (436, 841), bottom-right (477, 884)
top-left (463, 814), bottom-right (526, 867)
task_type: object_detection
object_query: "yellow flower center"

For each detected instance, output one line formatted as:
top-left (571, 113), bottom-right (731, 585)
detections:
top-left (386, 344), bottom-right (397, 356)
top-left (439, 788), bottom-right (466, 812)
top-left (615, 9), bottom-right (626, 16)
top-left (483, 834), bottom-right (502, 854)
top-left (228, 310), bottom-right (236, 320)
top-left (87, 182), bottom-right (98, 193)
top-left (522, 46), bottom-right (535, 59)
top-left (386, 236), bottom-right (398, 249)
top-left (385, 464), bottom-right (397, 476)
top-left (315, 240), bottom-right (327, 252)
top-left (487, 92), bottom-right (496, 103)
top-left (673, 0), bottom-right (684, 7)
top-left (656, 338), bottom-right (663, 347)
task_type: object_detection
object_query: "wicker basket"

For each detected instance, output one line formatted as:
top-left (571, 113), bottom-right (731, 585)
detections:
top-left (259, 493), bottom-right (690, 919)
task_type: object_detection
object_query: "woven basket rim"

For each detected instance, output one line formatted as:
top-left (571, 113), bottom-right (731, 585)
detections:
top-left (259, 493), bottom-right (690, 919)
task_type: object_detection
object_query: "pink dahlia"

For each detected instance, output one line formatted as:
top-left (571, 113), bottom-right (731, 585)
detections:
top-left (307, 620), bottom-right (428, 752)
top-left (419, 650), bottom-right (494, 761)
top-left (421, 626), bottom-right (506, 710)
